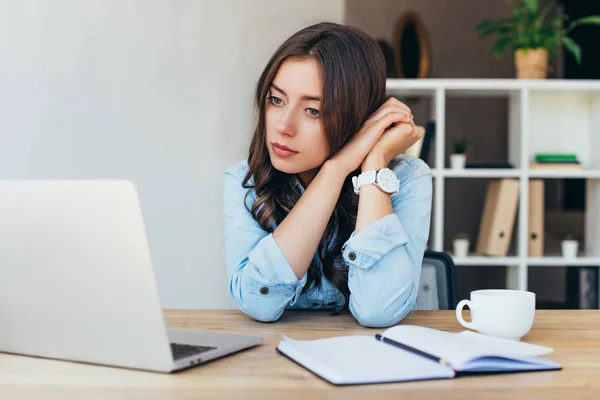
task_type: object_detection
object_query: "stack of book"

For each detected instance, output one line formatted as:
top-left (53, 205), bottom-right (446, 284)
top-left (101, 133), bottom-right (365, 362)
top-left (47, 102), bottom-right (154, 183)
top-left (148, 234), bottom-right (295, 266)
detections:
top-left (529, 153), bottom-right (583, 170)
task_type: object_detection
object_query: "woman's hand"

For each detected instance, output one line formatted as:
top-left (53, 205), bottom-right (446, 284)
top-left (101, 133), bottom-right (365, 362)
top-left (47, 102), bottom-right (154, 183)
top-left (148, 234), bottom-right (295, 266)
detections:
top-left (362, 98), bottom-right (422, 171)
top-left (328, 97), bottom-right (414, 176)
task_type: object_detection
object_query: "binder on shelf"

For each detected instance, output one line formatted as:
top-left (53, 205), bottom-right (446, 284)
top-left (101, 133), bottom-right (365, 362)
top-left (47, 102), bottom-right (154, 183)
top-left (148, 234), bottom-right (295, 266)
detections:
top-left (476, 179), bottom-right (520, 257)
top-left (528, 180), bottom-right (545, 257)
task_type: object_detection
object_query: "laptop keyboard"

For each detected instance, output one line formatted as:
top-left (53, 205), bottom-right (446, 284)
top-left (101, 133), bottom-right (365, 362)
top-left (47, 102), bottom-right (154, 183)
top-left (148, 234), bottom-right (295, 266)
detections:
top-left (170, 343), bottom-right (217, 361)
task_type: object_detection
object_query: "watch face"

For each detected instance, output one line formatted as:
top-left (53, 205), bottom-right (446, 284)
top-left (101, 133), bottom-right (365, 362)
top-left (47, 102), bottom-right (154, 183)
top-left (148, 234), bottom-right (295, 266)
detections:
top-left (378, 169), bottom-right (398, 192)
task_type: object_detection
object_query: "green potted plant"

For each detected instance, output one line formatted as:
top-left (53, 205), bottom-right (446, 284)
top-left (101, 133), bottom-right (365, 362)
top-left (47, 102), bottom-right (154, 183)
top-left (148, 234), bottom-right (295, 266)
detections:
top-left (453, 232), bottom-right (470, 257)
top-left (450, 137), bottom-right (469, 169)
top-left (475, 0), bottom-right (600, 79)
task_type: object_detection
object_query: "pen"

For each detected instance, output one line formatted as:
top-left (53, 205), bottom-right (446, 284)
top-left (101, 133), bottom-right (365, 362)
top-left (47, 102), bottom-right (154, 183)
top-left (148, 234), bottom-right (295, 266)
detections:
top-left (374, 334), bottom-right (450, 366)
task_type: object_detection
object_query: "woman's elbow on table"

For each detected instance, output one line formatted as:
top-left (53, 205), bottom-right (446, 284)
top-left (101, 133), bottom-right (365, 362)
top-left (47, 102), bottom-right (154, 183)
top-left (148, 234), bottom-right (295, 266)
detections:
top-left (237, 304), bottom-right (285, 323)
top-left (349, 282), bottom-right (417, 328)
top-left (229, 277), bottom-right (288, 323)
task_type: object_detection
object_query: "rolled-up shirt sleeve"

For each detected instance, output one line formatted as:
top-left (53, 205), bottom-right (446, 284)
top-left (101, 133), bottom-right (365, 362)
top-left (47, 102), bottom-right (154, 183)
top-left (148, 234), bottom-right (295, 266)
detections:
top-left (343, 160), bottom-right (433, 328)
top-left (222, 165), bottom-right (307, 322)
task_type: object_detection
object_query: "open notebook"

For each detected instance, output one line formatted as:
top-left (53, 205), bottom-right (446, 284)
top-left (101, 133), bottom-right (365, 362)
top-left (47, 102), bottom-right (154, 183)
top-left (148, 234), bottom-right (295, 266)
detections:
top-left (276, 325), bottom-right (561, 385)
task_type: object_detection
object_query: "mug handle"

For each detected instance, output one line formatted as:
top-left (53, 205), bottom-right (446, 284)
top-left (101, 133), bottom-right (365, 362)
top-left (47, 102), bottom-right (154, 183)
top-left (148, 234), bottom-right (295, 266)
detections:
top-left (455, 299), bottom-right (476, 330)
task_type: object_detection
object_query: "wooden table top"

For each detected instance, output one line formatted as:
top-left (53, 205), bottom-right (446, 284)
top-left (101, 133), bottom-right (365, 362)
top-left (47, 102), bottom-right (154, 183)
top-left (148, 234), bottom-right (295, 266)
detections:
top-left (1, 309), bottom-right (599, 399)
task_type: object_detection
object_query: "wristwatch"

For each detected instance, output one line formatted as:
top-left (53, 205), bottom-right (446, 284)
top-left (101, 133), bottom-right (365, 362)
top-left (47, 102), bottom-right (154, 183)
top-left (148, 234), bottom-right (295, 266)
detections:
top-left (352, 168), bottom-right (400, 197)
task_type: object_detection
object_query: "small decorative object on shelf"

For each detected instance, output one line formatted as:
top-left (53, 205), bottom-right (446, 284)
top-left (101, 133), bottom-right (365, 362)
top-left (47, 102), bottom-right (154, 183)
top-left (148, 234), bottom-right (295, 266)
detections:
top-left (450, 137), bottom-right (468, 169)
top-left (561, 234), bottom-right (579, 258)
top-left (474, 0), bottom-right (600, 79)
top-left (453, 232), bottom-right (470, 257)
top-left (393, 11), bottom-right (431, 79)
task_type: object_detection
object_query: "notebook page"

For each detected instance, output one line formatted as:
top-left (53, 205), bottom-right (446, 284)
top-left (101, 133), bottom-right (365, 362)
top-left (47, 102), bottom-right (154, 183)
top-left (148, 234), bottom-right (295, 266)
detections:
top-left (382, 325), bottom-right (470, 366)
top-left (382, 326), bottom-right (554, 369)
top-left (460, 355), bottom-right (561, 372)
top-left (277, 335), bottom-right (455, 385)
top-left (455, 331), bottom-right (553, 356)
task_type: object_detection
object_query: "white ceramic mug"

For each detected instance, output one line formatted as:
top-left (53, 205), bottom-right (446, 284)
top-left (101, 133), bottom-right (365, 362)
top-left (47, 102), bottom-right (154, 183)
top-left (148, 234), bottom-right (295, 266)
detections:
top-left (455, 289), bottom-right (536, 340)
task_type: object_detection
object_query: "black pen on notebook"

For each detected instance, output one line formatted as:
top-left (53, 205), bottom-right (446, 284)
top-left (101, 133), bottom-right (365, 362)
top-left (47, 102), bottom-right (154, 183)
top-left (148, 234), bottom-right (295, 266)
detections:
top-left (374, 334), bottom-right (450, 366)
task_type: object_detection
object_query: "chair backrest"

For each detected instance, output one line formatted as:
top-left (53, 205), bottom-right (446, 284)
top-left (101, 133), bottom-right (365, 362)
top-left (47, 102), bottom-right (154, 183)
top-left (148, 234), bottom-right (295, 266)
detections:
top-left (416, 250), bottom-right (456, 310)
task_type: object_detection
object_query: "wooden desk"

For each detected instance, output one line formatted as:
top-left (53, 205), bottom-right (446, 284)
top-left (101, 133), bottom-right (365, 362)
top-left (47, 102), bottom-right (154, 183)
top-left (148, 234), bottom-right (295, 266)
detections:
top-left (1, 310), bottom-right (599, 399)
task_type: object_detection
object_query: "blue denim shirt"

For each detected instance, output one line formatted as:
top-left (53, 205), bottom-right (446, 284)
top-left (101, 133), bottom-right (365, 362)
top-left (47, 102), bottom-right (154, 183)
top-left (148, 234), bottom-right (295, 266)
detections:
top-left (222, 154), bottom-right (432, 328)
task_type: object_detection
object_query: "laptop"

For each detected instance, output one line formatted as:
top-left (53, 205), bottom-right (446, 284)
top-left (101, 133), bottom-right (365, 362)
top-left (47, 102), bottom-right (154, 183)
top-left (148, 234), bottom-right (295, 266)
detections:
top-left (0, 179), bottom-right (262, 373)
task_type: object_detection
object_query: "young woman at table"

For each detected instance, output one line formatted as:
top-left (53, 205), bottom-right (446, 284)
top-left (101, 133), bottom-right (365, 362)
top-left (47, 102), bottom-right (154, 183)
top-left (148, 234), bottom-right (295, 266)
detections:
top-left (222, 22), bottom-right (432, 328)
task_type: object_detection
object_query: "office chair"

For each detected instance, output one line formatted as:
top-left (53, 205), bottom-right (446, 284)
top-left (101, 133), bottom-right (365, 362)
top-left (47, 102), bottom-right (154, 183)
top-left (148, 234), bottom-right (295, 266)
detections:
top-left (416, 250), bottom-right (457, 310)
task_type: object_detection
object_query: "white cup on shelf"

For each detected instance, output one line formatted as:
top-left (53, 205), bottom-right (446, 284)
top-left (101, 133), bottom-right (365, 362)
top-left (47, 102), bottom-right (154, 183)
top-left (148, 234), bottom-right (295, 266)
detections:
top-left (561, 239), bottom-right (579, 258)
top-left (453, 237), bottom-right (469, 257)
top-left (455, 289), bottom-right (536, 341)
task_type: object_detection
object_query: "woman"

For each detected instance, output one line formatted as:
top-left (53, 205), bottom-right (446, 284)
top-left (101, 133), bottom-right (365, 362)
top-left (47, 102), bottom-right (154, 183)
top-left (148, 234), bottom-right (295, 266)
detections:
top-left (222, 22), bottom-right (432, 328)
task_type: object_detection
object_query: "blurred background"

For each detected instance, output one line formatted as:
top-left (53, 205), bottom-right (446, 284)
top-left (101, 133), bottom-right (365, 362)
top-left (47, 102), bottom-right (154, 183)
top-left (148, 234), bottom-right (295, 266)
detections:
top-left (1, 0), bottom-right (598, 309)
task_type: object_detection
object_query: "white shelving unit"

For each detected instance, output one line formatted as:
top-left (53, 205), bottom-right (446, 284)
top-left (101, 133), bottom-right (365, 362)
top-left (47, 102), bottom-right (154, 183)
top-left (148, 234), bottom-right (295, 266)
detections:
top-left (386, 79), bottom-right (600, 291)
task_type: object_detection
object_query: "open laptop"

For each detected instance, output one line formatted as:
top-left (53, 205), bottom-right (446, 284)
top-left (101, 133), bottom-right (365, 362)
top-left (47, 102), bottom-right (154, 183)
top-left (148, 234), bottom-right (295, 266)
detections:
top-left (0, 179), bottom-right (262, 373)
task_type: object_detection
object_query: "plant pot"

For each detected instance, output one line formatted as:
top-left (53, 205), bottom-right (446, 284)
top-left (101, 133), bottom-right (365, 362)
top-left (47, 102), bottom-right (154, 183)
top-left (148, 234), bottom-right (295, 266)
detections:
top-left (450, 154), bottom-right (466, 169)
top-left (453, 238), bottom-right (470, 257)
top-left (561, 240), bottom-right (579, 258)
top-left (514, 48), bottom-right (548, 79)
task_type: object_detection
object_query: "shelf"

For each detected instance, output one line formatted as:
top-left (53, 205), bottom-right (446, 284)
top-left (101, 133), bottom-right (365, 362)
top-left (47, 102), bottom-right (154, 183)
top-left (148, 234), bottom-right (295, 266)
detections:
top-left (528, 254), bottom-right (600, 266)
top-left (431, 169), bottom-right (600, 179)
top-left (386, 79), bottom-right (600, 97)
top-left (449, 255), bottom-right (600, 267)
top-left (434, 169), bottom-right (521, 178)
top-left (527, 169), bottom-right (600, 179)
top-left (449, 255), bottom-right (521, 266)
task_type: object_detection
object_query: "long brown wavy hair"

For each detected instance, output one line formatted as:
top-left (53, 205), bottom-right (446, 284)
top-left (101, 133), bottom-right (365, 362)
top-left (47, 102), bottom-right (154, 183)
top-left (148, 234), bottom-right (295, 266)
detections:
top-left (242, 22), bottom-right (389, 308)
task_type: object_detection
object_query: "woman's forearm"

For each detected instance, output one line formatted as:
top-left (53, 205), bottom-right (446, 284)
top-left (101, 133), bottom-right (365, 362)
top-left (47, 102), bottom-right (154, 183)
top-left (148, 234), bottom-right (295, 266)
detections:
top-left (355, 155), bottom-right (393, 233)
top-left (273, 160), bottom-right (347, 279)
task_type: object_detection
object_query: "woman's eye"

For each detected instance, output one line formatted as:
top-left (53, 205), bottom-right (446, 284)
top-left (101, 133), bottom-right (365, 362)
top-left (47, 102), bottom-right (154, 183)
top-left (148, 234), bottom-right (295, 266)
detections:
top-left (268, 95), bottom-right (283, 105)
top-left (307, 108), bottom-right (320, 117)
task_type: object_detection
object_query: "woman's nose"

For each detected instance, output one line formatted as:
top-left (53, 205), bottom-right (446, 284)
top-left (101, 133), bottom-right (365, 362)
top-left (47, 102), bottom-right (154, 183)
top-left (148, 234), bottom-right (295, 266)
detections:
top-left (276, 110), bottom-right (297, 137)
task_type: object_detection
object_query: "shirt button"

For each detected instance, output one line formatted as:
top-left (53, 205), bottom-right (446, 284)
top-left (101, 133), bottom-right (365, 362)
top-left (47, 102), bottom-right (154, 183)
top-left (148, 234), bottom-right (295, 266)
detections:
top-left (348, 251), bottom-right (357, 261)
top-left (260, 287), bottom-right (269, 295)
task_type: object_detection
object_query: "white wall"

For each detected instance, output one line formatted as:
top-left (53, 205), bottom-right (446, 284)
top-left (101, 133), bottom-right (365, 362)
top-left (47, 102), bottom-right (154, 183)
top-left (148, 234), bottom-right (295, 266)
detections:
top-left (0, 0), bottom-right (344, 308)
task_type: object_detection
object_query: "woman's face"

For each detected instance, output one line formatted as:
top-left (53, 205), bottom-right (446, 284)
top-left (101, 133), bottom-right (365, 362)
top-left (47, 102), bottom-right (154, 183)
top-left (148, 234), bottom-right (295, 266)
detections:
top-left (265, 57), bottom-right (329, 185)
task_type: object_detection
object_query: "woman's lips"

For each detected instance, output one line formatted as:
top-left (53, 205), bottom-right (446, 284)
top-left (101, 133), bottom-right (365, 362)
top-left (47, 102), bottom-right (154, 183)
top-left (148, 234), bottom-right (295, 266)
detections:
top-left (271, 143), bottom-right (298, 158)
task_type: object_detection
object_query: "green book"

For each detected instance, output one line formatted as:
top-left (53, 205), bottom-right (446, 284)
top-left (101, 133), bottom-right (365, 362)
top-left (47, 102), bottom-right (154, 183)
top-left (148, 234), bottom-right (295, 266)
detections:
top-left (535, 153), bottom-right (578, 162)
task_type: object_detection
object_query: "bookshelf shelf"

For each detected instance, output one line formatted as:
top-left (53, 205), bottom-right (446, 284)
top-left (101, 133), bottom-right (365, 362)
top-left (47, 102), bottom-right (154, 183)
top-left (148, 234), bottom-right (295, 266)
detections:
top-left (432, 169), bottom-right (600, 179)
top-left (448, 255), bottom-right (600, 267)
top-left (527, 256), bottom-right (600, 267)
top-left (387, 79), bottom-right (600, 291)
top-left (386, 78), bottom-right (600, 96)
top-left (434, 169), bottom-right (522, 178)
top-left (450, 255), bottom-right (521, 266)
top-left (527, 170), bottom-right (600, 179)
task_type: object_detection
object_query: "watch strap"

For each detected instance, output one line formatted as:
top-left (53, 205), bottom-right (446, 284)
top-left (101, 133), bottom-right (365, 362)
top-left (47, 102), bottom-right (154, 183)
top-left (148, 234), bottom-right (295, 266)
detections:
top-left (352, 170), bottom-right (377, 195)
